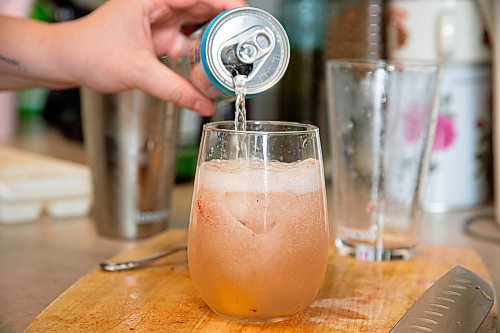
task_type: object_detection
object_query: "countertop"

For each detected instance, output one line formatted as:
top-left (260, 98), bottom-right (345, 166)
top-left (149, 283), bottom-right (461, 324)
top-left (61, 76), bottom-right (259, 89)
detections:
top-left (1, 119), bottom-right (500, 332)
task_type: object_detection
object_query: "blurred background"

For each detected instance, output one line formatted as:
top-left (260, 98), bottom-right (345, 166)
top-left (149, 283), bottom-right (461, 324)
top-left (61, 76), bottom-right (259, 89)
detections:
top-left (0, 0), bottom-right (494, 212)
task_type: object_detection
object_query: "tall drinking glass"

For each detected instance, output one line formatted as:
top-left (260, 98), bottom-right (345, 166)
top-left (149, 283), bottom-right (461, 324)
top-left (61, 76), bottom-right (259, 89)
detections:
top-left (326, 60), bottom-right (440, 261)
top-left (188, 121), bottom-right (329, 322)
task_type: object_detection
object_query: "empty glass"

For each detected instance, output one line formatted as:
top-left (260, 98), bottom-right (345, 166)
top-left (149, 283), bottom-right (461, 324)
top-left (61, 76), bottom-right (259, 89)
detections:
top-left (326, 59), bottom-right (440, 261)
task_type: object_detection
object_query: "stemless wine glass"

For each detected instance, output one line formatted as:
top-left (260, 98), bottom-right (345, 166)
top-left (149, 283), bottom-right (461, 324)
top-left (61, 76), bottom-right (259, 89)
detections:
top-left (188, 121), bottom-right (329, 322)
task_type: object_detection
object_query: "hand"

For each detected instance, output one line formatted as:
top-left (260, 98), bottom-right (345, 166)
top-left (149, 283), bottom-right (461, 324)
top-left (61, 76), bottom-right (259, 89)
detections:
top-left (62, 0), bottom-right (247, 115)
top-left (0, 0), bottom-right (247, 114)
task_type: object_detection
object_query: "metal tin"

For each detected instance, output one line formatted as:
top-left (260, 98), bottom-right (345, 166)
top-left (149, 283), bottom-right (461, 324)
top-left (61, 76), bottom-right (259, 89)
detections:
top-left (422, 64), bottom-right (492, 213)
top-left (188, 7), bottom-right (290, 99)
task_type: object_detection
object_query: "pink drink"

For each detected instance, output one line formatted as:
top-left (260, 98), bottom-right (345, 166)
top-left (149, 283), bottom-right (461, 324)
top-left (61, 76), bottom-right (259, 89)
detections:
top-left (188, 158), bottom-right (329, 321)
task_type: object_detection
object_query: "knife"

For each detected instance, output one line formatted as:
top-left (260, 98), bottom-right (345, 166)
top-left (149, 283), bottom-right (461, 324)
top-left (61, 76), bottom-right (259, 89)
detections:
top-left (390, 266), bottom-right (495, 333)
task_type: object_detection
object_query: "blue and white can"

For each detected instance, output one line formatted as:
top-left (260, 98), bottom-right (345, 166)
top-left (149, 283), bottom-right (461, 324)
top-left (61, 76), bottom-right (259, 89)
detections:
top-left (188, 7), bottom-right (290, 99)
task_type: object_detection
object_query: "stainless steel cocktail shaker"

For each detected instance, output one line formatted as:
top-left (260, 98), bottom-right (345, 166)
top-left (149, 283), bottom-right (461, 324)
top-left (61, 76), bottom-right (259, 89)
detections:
top-left (81, 89), bottom-right (178, 239)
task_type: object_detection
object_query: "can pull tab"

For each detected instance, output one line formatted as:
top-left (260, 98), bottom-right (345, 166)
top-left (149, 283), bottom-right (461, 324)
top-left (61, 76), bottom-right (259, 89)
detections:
top-left (219, 26), bottom-right (276, 80)
top-left (236, 29), bottom-right (275, 64)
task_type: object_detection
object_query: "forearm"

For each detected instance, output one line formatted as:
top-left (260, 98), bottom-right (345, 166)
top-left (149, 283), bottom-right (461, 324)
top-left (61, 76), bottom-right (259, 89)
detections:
top-left (0, 0), bottom-right (247, 115)
top-left (0, 15), bottom-right (77, 90)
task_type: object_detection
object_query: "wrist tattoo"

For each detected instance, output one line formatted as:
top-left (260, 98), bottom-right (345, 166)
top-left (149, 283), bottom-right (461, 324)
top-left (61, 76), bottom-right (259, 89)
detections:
top-left (0, 54), bottom-right (22, 70)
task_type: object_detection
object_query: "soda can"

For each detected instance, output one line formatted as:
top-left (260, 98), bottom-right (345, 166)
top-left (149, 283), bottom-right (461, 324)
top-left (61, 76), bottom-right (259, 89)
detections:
top-left (188, 7), bottom-right (290, 99)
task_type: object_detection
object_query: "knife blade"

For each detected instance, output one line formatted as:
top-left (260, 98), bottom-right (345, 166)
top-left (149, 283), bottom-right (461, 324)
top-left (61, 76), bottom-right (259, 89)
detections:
top-left (390, 266), bottom-right (495, 333)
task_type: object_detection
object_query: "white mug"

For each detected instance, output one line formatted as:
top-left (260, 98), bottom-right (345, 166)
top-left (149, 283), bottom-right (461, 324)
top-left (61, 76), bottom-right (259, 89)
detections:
top-left (387, 0), bottom-right (491, 63)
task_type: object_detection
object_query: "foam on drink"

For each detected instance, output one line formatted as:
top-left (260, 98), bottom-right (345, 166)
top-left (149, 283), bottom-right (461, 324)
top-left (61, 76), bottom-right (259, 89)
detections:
top-left (199, 158), bottom-right (322, 194)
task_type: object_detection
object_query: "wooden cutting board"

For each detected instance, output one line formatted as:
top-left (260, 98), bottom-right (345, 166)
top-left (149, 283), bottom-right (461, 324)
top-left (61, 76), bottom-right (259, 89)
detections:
top-left (25, 229), bottom-right (497, 332)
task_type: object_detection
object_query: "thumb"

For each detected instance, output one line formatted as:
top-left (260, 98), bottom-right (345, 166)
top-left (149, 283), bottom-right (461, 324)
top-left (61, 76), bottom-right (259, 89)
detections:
top-left (135, 57), bottom-right (215, 116)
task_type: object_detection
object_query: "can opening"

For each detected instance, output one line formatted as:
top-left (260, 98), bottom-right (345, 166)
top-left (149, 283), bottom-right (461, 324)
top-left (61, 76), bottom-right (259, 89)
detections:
top-left (219, 27), bottom-right (275, 79)
top-left (202, 7), bottom-right (290, 96)
top-left (221, 44), bottom-right (254, 77)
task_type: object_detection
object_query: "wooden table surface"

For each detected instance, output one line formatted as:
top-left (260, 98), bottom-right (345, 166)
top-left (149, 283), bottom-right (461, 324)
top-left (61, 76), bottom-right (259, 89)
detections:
top-left (24, 229), bottom-right (497, 333)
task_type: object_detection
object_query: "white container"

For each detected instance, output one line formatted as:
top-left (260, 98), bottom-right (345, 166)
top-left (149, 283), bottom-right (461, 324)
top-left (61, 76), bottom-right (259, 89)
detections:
top-left (0, 146), bottom-right (92, 224)
top-left (387, 0), bottom-right (491, 63)
top-left (422, 64), bottom-right (492, 212)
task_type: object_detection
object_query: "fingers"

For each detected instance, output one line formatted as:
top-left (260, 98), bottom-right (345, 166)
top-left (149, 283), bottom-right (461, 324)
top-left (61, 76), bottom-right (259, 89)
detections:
top-left (130, 0), bottom-right (251, 114)
top-left (162, 0), bottom-right (247, 12)
top-left (149, 0), bottom-right (248, 27)
top-left (151, 22), bottom-right (198, 59)
top-left (218, 0), bottom-right (248, 10)
top-left (179, 0), bottom-right (248, 22)
top-left (136, 56), bottom-right (215, 116)
top-left (153, 30), bottom-right (192, 59)
top-left (151, 0), bottom-right (248, 58)
top-left (194, 0), bottom-right (248, 11)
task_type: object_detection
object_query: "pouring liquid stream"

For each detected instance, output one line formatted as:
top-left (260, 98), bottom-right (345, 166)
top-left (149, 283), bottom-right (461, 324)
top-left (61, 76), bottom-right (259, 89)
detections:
top-left (233, 74), bottom-right (248, 160)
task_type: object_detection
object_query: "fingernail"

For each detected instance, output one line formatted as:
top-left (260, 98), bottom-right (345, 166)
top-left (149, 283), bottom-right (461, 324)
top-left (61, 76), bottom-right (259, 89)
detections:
top-left (194, 100), bottom-right (214, 116)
